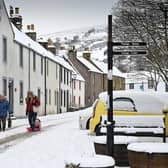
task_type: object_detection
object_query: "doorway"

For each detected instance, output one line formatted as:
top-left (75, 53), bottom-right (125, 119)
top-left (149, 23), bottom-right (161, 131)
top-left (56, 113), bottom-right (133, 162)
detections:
top-left (8, 80), bottom-right (14, 112)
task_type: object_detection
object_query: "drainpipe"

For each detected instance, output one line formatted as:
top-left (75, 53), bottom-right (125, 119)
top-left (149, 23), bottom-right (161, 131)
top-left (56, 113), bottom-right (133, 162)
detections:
top-left (44, 57), bottom-right (47, 115)
top-left (28, 43), bottom-right (31, 90)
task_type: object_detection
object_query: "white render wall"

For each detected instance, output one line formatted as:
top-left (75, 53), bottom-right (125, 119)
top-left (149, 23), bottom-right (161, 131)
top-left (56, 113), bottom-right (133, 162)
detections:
top-left (73, 80), bottom-right (85, 108)
top-left (60, 66), bottom-right (72, 113)
top-left (125, 72), bottom-right (166, 93)
top-left (46, 58), bottom-right (60, 114)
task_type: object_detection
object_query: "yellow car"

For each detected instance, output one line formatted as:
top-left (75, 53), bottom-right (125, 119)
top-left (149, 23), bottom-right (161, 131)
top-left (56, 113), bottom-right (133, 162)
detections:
top-left (89, 91), bottom-right (168, 136)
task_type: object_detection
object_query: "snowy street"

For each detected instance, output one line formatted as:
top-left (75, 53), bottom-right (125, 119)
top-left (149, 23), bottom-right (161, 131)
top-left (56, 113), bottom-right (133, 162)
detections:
top-left (0, 108), bottom-right (98, 168)
top-left (1, 107), bottom-right (167, 168)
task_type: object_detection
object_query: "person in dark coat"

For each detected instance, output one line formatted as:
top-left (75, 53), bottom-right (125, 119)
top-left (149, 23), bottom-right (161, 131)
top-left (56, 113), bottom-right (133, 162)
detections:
top-left (25, 91), bottom-right (36, 131)
top-left (0, 94), bottom-right (11, 131)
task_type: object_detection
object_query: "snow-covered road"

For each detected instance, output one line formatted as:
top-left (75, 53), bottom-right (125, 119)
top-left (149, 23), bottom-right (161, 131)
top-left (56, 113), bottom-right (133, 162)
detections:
top-left (0, 108), bottom-right (97, 168)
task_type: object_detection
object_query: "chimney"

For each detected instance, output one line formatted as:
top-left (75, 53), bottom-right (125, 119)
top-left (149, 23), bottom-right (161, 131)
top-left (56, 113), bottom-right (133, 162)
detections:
top-left (47, 39), bottom-right (56, 55)
top-left (83, 48), bottom-right (91, 60)
top-left (9, 7), bottom-right (22, 31)
top-left (26, 24), bottom-right (37, 41)
top-left (15, 7), bottom-right (19, 15)
top-left (10, 6), bottom-right (14, 17)
top-left (38, 38), bottom-right (48, 50)
top-left (68, 46), bottom-right (77, 60)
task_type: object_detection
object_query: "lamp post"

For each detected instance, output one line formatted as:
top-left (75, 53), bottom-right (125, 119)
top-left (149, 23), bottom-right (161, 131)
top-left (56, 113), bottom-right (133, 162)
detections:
top-left (106, 14), bottom-right (114, 157)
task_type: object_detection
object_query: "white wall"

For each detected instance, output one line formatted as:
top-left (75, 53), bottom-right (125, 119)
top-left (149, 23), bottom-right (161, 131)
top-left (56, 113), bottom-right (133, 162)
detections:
top-left (60, 66), bottom-right (72, 113)
top-left (73, 79), bottom-right (85, 108)
top-left (46, 58), bottom-right (60, 114)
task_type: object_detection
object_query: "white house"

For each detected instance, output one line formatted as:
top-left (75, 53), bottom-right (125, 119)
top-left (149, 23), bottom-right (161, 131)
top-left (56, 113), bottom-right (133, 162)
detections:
top-left (1, 0), bottom-right (79, 117)
top-left (125, 71), bottom-right (166, 92)
top-left (0, 0), bottom-right (16, 113)
top-left (72, 73), bottom-right (85, 109)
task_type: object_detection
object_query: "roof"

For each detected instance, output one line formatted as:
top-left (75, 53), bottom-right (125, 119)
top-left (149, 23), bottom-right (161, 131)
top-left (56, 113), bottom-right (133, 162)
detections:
top-left (91, 59), bottom-right (125, 78)
top-left (77, 56), bottom-right (102, 74)
top-left (12, 24), bottom-right (73, 71)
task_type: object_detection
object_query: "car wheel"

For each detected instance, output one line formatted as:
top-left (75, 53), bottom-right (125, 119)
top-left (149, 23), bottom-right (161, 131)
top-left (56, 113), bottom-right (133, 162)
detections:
top-left (94, 123), bottom-right (101, 135)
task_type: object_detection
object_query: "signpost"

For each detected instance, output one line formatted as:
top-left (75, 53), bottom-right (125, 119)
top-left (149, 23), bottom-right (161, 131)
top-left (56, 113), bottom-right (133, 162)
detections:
top-left (107, 14), bottom-right (114, 157)
top-left (113, 51), bottom-right (147, 55)
top-left (106, 15), bottom-right (147, 157)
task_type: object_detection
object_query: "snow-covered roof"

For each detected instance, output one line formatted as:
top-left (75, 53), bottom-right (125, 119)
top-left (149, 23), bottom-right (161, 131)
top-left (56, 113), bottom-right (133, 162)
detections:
top-left (91, 59), bottom-right (125, 78)
top-left (75, 73), bottom-right (85, 82)
top-left (77, 56), bottom-right (102, 74)
top-left (12, 24), bottom-right (73, 71)
top-left (98, 90), bottom-right (168, 114)
top-left (91, 59), bottom-right (108, 74)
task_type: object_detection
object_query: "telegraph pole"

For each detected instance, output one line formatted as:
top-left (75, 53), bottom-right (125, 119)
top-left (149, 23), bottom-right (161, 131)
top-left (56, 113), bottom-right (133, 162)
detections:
top-left (106, 14), bottom-right (114, 157)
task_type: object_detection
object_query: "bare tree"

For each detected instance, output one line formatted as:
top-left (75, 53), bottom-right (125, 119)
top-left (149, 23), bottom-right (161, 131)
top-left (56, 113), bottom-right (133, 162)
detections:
top-left (113, 0), bottom-right (168, 86)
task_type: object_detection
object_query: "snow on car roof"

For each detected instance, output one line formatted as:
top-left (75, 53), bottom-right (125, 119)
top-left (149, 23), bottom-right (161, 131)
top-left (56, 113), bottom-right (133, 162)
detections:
top-left (99, 91), bottom-right (168, 114)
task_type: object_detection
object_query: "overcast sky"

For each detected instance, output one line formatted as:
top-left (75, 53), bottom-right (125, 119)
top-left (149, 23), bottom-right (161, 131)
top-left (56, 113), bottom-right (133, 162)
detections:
top-left (4, 0), bottom-right (118, 36)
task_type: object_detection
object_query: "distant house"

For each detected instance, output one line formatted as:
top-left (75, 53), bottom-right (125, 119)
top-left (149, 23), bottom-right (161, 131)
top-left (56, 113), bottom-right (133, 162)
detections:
top-left (68, 49), bottom-right (103, 107)
top-left (0, 0), bottom-right (77, 117)
top-left (91, 59), bottom-right (125, 91)
top-left (125, 71), bottom-right (166, 92)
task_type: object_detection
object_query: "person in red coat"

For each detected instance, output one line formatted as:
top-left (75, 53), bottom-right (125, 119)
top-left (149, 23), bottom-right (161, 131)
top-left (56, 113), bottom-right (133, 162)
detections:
top-left (25, 91), bottom-right (36, 131)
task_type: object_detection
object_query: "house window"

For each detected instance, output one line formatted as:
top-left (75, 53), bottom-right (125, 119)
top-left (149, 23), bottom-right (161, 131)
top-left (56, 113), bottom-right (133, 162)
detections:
top-left (3, 36), bottom-right (7, 63)
top-left (61, 89), bottom-right (63, 106)
top-left (49, 89), bottom-right (51, 105)
top-left (67, 71), bottom-right (69, 85)
top-left (54, 91), bottom-right (57, 105)
top-left (2, 78), bottom-right (7, 96)
top-left (56, 64), bottom-right (58, 79)
top-left (19, 45), bottom-right (23, 67)
top-left (33, 52), bottom-right (36, 71)
top-left (64, 90), bottom-right (66, 107)
top-left (64, 69), bottom-right (66, 84)
top-left (148, 79), bottom-right (154, 89)
top-left (46, 89), bottom-right (48, 104)
top-left (19, 81), bottom-right (23, 104)
top-left (60, 67), bottom-right (62, 82)
top-left (79, 96), bottom-right (81, 106)
top-left (47, 60), bottom-right (49, 76)
top-left (37, 88), bottom-right (41, 101)
top-left (41, 57), bottom-right (43, 75)
top-left (73, 96), bottom-right (75, 105)
top-left (79, 81), bottom-right (81, 90)
top-left (73, 80), bottom-right (76, 89)
top-left (129, 83), bottom-right (134, 89)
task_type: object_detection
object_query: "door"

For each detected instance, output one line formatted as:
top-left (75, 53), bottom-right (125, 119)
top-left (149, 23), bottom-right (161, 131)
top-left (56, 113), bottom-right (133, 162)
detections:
top-left (8, 80), bottom-right (14, 112)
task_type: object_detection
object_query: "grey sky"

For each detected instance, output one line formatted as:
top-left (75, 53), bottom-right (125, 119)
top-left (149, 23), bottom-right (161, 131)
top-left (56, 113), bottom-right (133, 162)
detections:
top-left (5, 0), bottom-right (117, 35)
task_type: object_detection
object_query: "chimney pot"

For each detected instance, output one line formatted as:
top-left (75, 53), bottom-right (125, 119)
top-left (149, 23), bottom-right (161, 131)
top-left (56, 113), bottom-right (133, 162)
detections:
top-left (10, 6), bottom-right (14, 16)
top-left (15, 7), bottom-right (19, 15)
top-left (31, 24), bottom-right (35, 31)
top-left (27, 25), bottom-right (31, 30)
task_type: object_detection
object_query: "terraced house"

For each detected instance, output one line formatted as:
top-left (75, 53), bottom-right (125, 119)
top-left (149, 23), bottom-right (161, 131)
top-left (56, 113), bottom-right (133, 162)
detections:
top-left (0, 0), bottom-right (85, 117)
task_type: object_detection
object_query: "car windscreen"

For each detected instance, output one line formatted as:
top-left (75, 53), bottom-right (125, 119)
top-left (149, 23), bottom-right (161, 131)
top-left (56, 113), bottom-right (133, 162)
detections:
top-left (113, 97), bottom-right (137, 112)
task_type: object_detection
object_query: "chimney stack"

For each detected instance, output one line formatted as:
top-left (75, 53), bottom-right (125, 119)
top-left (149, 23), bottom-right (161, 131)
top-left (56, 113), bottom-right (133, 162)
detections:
top-left (47, 39), bottom-right (56, 55)
top-left (9, 6), bottom-right (22, 31)
top-left (38, 38), bottom-right (48, 50)
top-left (26, 24), bottom-right (37, 41)
top-left (83, 48), bottom-right (91, 60)
top-left (15, 7), bottom-right (19, 15)
top-left (9, 6), bottom-right (14, 17)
